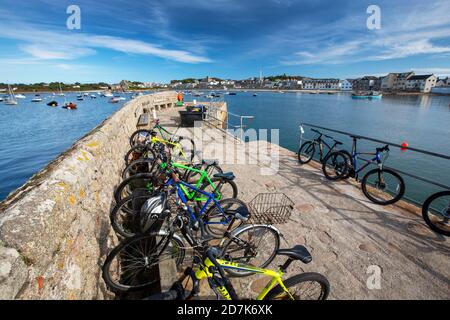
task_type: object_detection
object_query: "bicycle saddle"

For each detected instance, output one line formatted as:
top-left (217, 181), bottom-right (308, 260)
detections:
top-left (276, 245), bottom-right (312, 264)
top-left (213, 172), bottom-right (235, 180)
top-left (202, 159), bottom-right (219, 166)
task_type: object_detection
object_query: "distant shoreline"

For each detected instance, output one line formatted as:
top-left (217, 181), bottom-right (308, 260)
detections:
top-left (4, 88), bottom-right (450, 96)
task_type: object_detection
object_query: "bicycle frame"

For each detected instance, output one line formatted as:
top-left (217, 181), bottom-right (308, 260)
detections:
top-left (350, 137), bottom-right (383, 179)
top-left (195, 258), bottom-right (294, 300)
top-left (171, 162), bottom-right (221, 202)
top-left (166, 177), bottom-right (232, 227)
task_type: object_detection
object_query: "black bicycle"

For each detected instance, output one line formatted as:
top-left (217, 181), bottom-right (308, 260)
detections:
top-left (298, 128), bottom-right (351, 166)
top-left (422, 190), bottom-right (450, 236)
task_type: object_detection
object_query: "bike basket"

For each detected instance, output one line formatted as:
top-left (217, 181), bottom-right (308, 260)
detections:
top-left (248, 193), bottom-right (294, 224)
top-left (136, 192), bottom-right (170, 234)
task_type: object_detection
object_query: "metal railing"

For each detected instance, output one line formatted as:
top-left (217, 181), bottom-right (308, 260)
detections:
top-left (299, 122), bottom-right (450, 206)
top-left (202, 96), bottom-right (255, 142)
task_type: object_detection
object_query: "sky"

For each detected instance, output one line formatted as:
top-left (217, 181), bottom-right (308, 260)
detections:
top-left (0, 0), bottom-right (450, 83)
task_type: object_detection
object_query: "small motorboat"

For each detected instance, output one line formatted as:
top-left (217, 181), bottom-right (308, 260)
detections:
top-left (109, 97), bottom-right (121, 103)
top-left (31, 94), bottom-right (43, 102)
top-left (0, 96), bottom-right (3, 102)
top-left (63, 102), bottom-right (77, 110)
top-left (14, 94), bottom-right (26, 99)
top-left (103, 92), bottom-right (114, 97)
top-left (90, 94), bottom-right (97, 99)
top-left (77, 95), bottom-right (84, 101)
top-left (253, 93), bottom-right (258, 97)
top-left (228, 92), bottom-right (237, 96)
top-left (113, 96), bottom-right (126, 101)
top-left (47, 100), bottom-right (58, 107)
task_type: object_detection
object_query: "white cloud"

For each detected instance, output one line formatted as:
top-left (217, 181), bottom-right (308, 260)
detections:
top-left (0, 22), bottom-right (212, 64)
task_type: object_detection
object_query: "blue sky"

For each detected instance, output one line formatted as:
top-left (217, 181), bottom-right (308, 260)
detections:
top-left (0, 0), bottom-right (450, 83)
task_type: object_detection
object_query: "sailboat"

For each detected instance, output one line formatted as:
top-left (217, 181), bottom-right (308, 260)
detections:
top-left (58, 83), bottom-right (65, 96)
top-left (5, 83), bottom-right (18, 105)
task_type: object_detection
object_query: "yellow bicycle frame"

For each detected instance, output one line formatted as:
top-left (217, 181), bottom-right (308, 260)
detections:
top-left (194, 258), bottom-right (295, 300)
top-left (151, 136), bottom-right (190, 164)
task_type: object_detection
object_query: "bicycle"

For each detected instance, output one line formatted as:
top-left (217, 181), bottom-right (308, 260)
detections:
top-left (324, 138), bottom-right (405, 206)
top-left (298, 128), bottom-right (351, 166)
top-left (130, 123), bottom-right (195, 164)
top-left (145, 244), bottom-right (330, 300)
top-left (111, 162), bottom-right (238, 238)
top-left (422, 190), bottom-right (450, 236)
top-left (103, 188), bottom-right (282, 292)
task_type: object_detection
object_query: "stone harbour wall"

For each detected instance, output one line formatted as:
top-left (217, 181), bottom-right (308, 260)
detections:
top-left (0, 91), bottom-right (178, 300)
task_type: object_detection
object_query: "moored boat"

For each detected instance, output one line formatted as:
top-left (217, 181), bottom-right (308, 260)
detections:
top-left (47, 100), bottom-right (58, 107)
top-left (31, 94), bottom-right (43, 102)
top-left (14, 94), bottom-right (26, 99)
top-left (63, 102), bottom-right (77, 110)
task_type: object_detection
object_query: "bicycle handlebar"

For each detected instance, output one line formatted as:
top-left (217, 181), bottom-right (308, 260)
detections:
top-left (376, 145), bottom-right (390, 153)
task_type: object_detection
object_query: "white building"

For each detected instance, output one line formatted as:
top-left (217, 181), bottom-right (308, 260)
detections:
top-left (436, 77), bottom-right (449, 87)
top-left (302, 79), bottom-right (341, 90)
top-left (341, 79), bottom-right (353, 91)
top-left (405, 74), bottom-right (437, 93)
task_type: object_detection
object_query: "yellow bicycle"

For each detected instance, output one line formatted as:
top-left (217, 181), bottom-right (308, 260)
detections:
top-left (147, 245), bottom-right (330, 300)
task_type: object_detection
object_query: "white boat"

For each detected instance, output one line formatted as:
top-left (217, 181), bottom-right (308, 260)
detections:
top-left (103, 92), bottom-right (114, 97)
top-left (31, 94), bottom-right (43, 102)
top-left (58, 83), bottom-right (65, 96)
top-left (0, 96), bottom-right (3, 102)
top-left (14, 94), bottom-right (26, 99)
top-left (90, 94), bottom-right (97, 99)
top-left (5, 84), bottom-right (18, 105)
top-left (109, 97), bottom-right (121, 103)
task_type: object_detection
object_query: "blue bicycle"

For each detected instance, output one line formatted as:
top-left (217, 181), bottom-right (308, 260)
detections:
top-left (324, 138), bottom-right (405, 206)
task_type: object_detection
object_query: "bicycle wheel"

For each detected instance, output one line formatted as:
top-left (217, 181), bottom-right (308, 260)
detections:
top-left (171, 136), bottom-right (195, 163)
top-left (361, 168), bottom-right (405, 205)
top-left (125, 146), bottom-right (156, 166)
top-left (422, 191), bottom-right (450, 236)
top-left (114, 173), bottom-right (161, 203)
top-left (196, 177), bottom-right (238, 209)
top-left (122, 158), bottom-right (158, 180)
top-left (221, 225), bottom-right (280, 277)
top-left (297, 142), bottom-right (315, 165)
top-left (203, 198), bottom-right (248, 238)
top-left (338, 150), bottom-right (353, 180)
top-left (130, 129), bottom-right (153, 147)
top-left (322, 151), bottom-right (348, 180)
top-left (110, 192), bottom-right (154, 238)
top-left (102, 234), bottom-right (185, 293)
top-left (264, 273), bottom-right (330, 300)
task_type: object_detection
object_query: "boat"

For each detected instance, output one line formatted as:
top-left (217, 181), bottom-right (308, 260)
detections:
top-left (63, 102), bottom-right (77, 110)
top-left (253, 93), bottom-right (258, 97)
top-left (90, 94), bottom-right (97, 99)
top-left (14, 94), bottom-right (26, 99)
top-left (113, 96), bottom-right (126, 101)
top-left (58, 83), bottom-right (65, 96)
top-left (228, 92), bottom-right (237, 96)
top-left (352, 91), bottom-right (383, 99)
top-left (5, 84), bottom-right (18, 105)
top-left (109, 97), bottom-right (121, 103)
top-left (77, 93), bottom-right (84, 101)
top-left (47, 100), bottom-right (58, 107)
top-left (102, 92), bottom-right (114, 98)
top-left (0, 96), bottom-right (3, 102)
top-left (31, 94), bottom-right (43, 102)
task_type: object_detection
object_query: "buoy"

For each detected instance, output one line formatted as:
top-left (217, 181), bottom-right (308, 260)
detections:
top-left (401, 141), bottom-right (409, 152)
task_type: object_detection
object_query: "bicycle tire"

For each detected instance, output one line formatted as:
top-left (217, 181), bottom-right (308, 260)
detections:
top-left (322, 151), bottom-right (348, 181)
top-left (102, 233), bottom-right (185, 293)
top-left (361, 168), bottom-right (405, 205)
top-left (125, 145), bottom-right (156, 166)
top-left (264, 272), bottom-right (330, 300)
top-left (196, 177), bottom-right (238, 209)
top-left (130, 129), bottom-right (153, 147)
top-left (171, 136), bottom-right (196, 163)
top-left (221, 225), bottom-right (280, 277)
top-left (422, 191), bottom-right (450, 236)
top-left (297, 142), bottom-right (315, 165)
top-left (114, 173), bottom-right (160, 203)
top-left (122, 158), bottom-right (158, 180)
top-left (203, 198), bottom-right (247, 238)
top-left (338, 149), bottom-right (353, 180)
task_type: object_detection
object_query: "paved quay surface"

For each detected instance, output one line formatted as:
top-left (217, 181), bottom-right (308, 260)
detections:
top-left (157, 108), bottom-right (450, 300)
